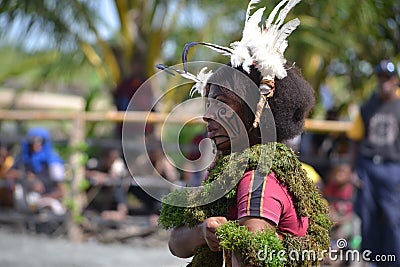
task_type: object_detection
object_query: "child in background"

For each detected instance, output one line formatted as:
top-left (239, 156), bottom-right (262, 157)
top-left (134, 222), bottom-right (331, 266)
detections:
top-left (323, 161), bottom-right (358, 244)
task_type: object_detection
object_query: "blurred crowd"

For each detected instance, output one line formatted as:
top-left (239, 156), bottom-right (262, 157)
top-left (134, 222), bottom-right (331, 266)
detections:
top-left (0, 128), bottom-right (184, 223)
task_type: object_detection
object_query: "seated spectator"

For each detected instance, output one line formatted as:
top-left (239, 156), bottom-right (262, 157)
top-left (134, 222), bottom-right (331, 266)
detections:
top-left (6, 127), bottom-right (66, 215)
top-left (323, 161), bottom-right (357, 242)
top-left (0, 144), bottom-right (14, 207)
top-left (85, 148), bottom-right (128, 221)
top-left (132, 138), bottom-right (179, 183)
top-left (129, 137), bottom-right (179, 222)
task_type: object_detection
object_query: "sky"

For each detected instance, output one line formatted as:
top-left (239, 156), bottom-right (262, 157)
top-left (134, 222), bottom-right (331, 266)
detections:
top-left (97, 0), bottom-right (120, 40)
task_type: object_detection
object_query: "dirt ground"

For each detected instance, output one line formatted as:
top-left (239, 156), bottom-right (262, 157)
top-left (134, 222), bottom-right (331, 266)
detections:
top-left (0, 225), bottom-right (190, 267)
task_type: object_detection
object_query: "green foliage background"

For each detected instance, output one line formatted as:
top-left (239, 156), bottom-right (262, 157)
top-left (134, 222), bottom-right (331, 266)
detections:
top-left (0, 0), bottom-right (399, 131)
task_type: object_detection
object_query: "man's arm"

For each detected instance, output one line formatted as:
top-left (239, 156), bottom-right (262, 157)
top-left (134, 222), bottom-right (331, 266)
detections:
top-left (231, 216), bottom-right (277, 267)
top-left (168, 216), bottom-right (227, 258)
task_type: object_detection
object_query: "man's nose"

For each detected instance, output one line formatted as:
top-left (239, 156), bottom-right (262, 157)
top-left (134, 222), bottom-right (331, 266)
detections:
top-left (203, 105), bottom-right (217, 122)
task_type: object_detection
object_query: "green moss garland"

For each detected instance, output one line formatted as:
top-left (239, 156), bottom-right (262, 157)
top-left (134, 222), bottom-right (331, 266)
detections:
top-left (217, 221), bottom-right (286, 267)
top-left (187, 246), bottom-right (223, 267)
top-left (159, 142), bottom-right (332, 267)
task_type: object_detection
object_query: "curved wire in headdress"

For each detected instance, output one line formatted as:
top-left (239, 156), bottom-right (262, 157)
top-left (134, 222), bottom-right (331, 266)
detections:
top-left (157, 0), bottom-right (301, 128)
top-left (156, 64), bottom-right (213, 97)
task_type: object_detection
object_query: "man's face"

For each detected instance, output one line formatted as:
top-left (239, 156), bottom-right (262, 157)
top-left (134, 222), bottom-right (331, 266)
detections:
top-left (29, 139), bottom-right (43, 153)
top-left (377, 73), bottom-right (399, 101)
top-left (203, 84), bottom-right (248, 153)
top-left (330, 164), bottom-right (352, 186)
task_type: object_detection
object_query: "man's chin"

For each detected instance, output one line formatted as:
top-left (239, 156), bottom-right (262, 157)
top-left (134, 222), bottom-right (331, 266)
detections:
top-left (212, 137), bottom-right (230, 150)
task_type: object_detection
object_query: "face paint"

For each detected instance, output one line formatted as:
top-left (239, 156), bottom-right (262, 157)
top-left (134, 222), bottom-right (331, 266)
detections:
top-left (203, 84), bottom-right (249, 153)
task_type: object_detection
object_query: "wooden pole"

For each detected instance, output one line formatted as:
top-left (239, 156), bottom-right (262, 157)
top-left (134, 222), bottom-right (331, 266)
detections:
top-left (0, 110), bottom-right (203, 124)
top-left (0, 110), bottom-right (351, 133)
top-left (66, 112), bottom-right (86, 242)
top-left (304, 119), bottom-right (351, 133)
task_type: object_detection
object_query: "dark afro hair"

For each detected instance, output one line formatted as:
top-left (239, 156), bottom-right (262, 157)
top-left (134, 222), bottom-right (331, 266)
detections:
top-left (269, 64), bottom-right (315, 141)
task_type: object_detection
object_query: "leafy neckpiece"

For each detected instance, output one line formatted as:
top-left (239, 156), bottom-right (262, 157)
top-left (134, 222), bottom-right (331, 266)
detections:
top-left (159, 142), bottom-right (332, 267)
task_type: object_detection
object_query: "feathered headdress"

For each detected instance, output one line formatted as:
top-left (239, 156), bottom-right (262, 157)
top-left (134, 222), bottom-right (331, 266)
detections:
top-left (157, 0), bottom-right (301, 128)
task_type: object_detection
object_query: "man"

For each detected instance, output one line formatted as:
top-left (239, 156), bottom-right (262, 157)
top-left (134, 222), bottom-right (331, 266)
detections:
top-left (348, 59), bottom-right (400, 266)
top-left (157, 0), bottom-right (332, 266)
top-left (7, 127), bottom-right (66, 215)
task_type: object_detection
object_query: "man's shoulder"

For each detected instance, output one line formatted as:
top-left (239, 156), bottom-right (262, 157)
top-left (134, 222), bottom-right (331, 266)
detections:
top-left (361, 93), bottom-right (379, 110)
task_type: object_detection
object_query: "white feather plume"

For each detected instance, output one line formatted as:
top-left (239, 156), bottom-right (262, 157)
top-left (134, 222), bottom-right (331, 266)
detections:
top-left (243, 8), bottom-right (265, 43)
top-left (230, 42), bottom-right (252, 72)
top-left (226, 0), bottom-right (301, 81)
top-left (274, 0), bottom-right (301, 29)
top-left (230, 7), bottom-right (265, 72)
top-left (157, 64), bottom-right (213, 97)
top-left (274, 18), bottom-right (300, 53)
top-left (198, 42), bottom-right (234, 56)
top-left (189, 67), bottom-right (213, 97)
top-left (179, 71), bottom-right (200, 82)
top-left (266, 0), bottom-right (288, 28)
top-left (246, 0), bottom-right (261, 21)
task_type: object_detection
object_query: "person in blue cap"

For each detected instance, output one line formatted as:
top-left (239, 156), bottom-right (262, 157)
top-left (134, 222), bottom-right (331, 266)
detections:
top-left (348, 59), bottom-right (400, 266)
top-left (7, 127), bottom-right (66, 214)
